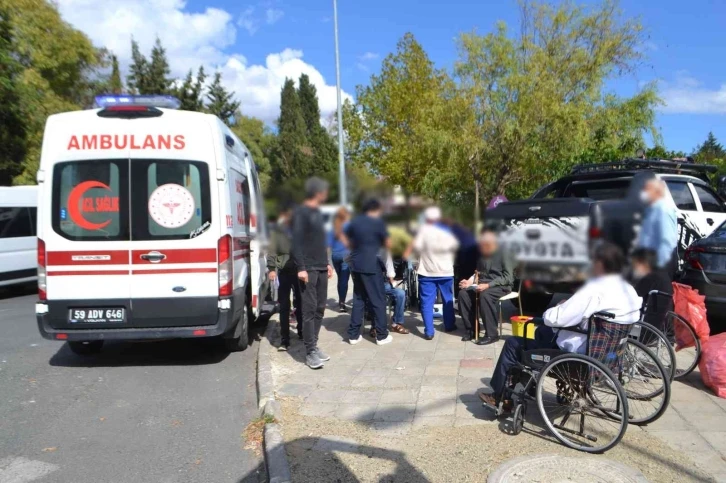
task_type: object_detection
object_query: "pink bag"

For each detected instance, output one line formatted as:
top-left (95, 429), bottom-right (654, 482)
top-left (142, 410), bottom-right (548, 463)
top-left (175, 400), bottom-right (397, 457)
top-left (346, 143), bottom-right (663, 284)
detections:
top-left (699, 333), bottom-right (726, 398)
top-left (672, 282), bottom-right (709, 350)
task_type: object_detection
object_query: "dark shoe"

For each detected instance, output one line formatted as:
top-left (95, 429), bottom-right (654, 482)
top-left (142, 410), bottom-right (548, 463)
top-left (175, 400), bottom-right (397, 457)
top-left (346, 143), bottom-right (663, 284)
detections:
top-left (278, 339), bottom-right (290, 351)
top-left (444, 325), bottom-right (457, 333)
top-left (339, 302), bottom-right (347, 313)
top-left (475, 336), bottom-right (500, 346)
top-left (369, 328), bottom-right (377, 339)
top-left (424, 334), bottom-right (434, 341)
top-left (461, 334), bottom-right (472, 342)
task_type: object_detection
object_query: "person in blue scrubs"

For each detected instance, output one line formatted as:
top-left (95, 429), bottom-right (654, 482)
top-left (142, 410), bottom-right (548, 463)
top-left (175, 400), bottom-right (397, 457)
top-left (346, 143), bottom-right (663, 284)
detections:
top-left (329, 207), bottom-right (351, 312)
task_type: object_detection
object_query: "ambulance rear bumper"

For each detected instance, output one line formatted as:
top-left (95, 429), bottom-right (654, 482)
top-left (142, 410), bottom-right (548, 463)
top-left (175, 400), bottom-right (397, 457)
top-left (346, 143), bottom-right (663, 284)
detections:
top-left (35, 296), bottom-right (237, 341)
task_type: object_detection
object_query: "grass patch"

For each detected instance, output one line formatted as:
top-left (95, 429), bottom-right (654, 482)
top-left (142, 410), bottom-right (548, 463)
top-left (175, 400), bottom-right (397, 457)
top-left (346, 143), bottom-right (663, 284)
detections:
top-left (243, 414), bottom-right (278, 455)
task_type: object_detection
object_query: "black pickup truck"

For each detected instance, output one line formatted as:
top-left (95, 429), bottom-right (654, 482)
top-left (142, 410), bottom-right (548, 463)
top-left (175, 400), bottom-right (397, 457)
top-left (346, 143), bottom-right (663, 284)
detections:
top-left (485, 159), bottom-right (722, 313)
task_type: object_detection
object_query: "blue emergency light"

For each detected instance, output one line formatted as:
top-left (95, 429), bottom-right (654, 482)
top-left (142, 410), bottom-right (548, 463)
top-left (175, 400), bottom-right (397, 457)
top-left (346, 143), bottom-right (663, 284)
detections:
top-left (94, 95), bottom-right (181, 110)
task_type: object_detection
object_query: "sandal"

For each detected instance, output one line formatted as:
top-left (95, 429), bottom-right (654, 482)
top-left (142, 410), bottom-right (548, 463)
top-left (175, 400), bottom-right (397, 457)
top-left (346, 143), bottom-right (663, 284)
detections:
top-left (390, 324), bottom-right (410, 334)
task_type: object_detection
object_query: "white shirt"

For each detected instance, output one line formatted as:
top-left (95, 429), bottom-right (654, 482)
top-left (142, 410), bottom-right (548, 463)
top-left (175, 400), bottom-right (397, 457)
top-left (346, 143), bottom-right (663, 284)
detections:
top-left (543, 274), bottom-right (642, 354)
top-left (413, 223), bottom-right (460, 277)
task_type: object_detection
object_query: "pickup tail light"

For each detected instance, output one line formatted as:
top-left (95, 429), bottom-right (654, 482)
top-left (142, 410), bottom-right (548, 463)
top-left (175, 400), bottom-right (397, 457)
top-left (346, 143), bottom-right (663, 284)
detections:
top-left (685, 246), bottom-right (705, 270)
top-left (38, 238), bottom-right (47, 301)
top-left (218, 235), bottom-right (233, 297)
top-left (589, 227), bottom-right (602, 239)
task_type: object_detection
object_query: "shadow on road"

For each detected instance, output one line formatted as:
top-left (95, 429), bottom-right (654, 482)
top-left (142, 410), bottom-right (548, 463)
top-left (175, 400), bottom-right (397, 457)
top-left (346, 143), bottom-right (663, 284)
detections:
top-left (0, 283), bottom-right (37, 301)
top-left (48, 312), bottom-right (272, 368)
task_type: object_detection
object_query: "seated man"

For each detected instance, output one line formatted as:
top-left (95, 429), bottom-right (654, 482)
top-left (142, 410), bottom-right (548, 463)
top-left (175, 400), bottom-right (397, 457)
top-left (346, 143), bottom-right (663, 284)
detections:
top-left (631, 248), bottom-right (672, 333)
top-left (458, 229), bottom-right (513, 344)
top-left (479, 242), bottom-right (642, 409)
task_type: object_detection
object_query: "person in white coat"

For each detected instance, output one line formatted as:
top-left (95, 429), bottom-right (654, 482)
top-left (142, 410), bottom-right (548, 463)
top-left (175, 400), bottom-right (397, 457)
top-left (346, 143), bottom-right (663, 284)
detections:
top-left (480, 242), bottom-right (642, 409)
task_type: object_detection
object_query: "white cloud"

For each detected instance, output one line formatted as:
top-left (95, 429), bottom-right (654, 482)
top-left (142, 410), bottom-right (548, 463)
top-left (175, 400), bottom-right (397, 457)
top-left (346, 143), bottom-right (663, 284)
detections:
top-left (223, 49), bottom-right (352, 123)
top-left (238, 6), bottom-right (259, 35)
top-left (659, 72), bottom-right (726, 114)
top-left (265, 8), bottom-right (284, 25)
top-left (359, 52), bottom-right (379, 61)
top-left (54, 0), bottom-right (350, 124)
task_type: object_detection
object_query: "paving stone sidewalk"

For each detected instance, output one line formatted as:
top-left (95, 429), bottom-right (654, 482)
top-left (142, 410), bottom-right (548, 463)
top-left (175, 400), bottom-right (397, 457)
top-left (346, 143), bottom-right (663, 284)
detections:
top-left (269, 277), bottom-right (726, 480)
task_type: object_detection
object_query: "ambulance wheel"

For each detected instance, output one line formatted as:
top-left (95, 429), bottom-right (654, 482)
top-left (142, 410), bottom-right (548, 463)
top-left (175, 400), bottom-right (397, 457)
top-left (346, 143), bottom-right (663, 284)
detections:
top-left (224, 308), bottom-right (249, 352)
top-left (68, 340), bottom-right (104, 356)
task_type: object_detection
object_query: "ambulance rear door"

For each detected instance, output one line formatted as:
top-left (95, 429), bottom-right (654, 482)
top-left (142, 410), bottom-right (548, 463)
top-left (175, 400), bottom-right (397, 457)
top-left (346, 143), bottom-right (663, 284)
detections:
top-left (125, 116), bottom-right (220, 328)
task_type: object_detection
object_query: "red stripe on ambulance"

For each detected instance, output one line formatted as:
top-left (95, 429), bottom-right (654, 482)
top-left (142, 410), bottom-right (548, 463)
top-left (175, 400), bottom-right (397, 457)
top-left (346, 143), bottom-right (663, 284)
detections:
top-left (47, 251), bottom-right (129, 266)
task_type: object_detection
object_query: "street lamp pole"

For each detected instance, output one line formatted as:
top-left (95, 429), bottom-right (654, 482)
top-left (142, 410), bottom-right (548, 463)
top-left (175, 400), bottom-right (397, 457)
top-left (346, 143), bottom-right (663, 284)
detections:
top-left (333, 0), bottom-right (347, 206)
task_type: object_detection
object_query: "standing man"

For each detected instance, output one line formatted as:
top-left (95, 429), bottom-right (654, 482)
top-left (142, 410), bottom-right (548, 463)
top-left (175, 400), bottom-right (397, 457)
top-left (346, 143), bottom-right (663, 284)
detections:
top-left (408, 206), bottom-right (460, 340)
top-left (638, 177), bottom-right (678, 279)
top-left (346, 198), bottom-right (393, 345)
top-left (267, 202), bottom-right (303, 350)
top-left (458, 229), bottom-right (513, 344)
top-left (292, 177), bottom-right (334, 369)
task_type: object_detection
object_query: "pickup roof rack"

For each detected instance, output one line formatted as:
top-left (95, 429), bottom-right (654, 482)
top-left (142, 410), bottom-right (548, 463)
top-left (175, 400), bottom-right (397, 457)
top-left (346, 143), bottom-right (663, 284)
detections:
top-left (571, 158), bottom-right (717, 180)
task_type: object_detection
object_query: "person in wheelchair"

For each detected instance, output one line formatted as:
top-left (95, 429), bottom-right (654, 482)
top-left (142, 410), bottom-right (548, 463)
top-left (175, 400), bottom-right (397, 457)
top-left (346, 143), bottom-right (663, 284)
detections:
top-left (479, 242), bottom-right (642, 409)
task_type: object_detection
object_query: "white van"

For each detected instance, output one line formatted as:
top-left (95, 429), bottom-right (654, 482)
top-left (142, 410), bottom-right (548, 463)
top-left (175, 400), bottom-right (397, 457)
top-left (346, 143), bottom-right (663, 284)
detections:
top-left (35, 95), bottom-right (268, 355)
top-left (0, 186), bottom-right (38, 287)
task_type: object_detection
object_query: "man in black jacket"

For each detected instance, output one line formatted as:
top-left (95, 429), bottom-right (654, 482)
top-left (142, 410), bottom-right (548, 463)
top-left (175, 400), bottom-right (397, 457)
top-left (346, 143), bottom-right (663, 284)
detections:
top-left (291, 177), bottom-right (334, 369)
top-left (268, 202), bottom-right (302, 350)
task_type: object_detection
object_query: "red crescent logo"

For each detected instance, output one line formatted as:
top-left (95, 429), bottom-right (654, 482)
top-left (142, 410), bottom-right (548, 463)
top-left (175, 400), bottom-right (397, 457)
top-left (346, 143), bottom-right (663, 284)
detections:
top-left (67, 180), bottom-right (113, 230)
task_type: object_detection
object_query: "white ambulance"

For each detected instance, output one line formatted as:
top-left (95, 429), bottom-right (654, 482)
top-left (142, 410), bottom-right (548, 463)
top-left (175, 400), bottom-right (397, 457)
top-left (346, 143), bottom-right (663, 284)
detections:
top-left (35, 95), bottom-right (269, 355)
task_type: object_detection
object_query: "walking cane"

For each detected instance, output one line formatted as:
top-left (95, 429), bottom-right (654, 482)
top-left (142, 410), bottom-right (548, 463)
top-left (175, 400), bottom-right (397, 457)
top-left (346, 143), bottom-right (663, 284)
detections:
top-left (473, 271), bottom-right (479, 341)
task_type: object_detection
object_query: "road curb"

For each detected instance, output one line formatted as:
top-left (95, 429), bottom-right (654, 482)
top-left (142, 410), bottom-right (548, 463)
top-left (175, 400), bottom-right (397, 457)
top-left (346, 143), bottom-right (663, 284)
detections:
top-left (257, 319), bottom-right (292, 483)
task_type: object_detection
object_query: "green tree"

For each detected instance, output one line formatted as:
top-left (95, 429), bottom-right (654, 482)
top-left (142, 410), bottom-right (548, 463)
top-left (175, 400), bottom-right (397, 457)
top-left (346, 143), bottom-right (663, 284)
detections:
top-left (347, 33), bottom-right (453, 204)
top-left (452, 0), bottom-right (660, 202)
top-left (230, 115), bottom-right (276, 190)
top-left (147, 37), bottom-right (172, 94)
top-left (127, 39), bottom-right (149, 94)
top-left (174, 66), bottom-right (206, 111)
top-left (0, 4), bottom-right (27, 185)
top-left (297, 73), bottom-right (337, 173)
top-left (276, 77), bottom-right (312, 179)
top-left (8, 0), bottom-right (107, 184)
top-left (109, 54), bottom-right (123, 94)
top-left (695, 132), bottom-right (725, 163)
top-left (206, 72), bottom-right (240, 125)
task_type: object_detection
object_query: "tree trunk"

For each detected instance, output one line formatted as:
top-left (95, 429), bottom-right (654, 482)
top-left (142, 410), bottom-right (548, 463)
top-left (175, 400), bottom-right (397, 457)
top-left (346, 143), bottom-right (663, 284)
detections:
top-left (404, 189), bottom-right (412, 234)
top-left (474, 179), bottom-right (480, 234)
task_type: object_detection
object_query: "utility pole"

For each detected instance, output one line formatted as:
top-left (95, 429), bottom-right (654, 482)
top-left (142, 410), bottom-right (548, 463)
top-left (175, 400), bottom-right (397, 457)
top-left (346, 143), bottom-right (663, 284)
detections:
top-left (333, 0), bottom-right (347, 206)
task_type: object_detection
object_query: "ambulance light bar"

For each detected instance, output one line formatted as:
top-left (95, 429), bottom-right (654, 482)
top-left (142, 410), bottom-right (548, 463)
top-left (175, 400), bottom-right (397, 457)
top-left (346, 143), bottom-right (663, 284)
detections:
top-left (94, 95), bottom-right (181, 110)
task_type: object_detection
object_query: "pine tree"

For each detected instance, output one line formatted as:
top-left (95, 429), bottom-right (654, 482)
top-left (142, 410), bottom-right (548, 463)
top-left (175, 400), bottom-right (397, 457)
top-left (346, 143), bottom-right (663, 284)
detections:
top-left (147, 37), bottom-right (172, 94)
top-left (126, 39), bottom-right (149, 94)
top-left (695, 132), bottom-right (725, 162)
top-left (109, 54), bottom-right (123, 94)
top-left (0, 4), bottom-right (26, 185)
top-left (277, 78), bottom-right (312, 179)
top-left (297, 74), bottom-right (337, 173)
top-left (175, 66), bottom-right (206, 111)
top-left (206, 72), bottom-right (240, 125)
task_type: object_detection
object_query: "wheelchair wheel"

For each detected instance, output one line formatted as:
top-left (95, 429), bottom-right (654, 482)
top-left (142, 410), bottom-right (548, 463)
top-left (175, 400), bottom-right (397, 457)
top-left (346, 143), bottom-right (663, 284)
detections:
top-left (536, 353), bottom-right (628, 453)
top-left (630, 322), bottom-right (676, 381)
top-left (616, 339), bottom-right (671, 426)
top-left (665, 312), bottom-right (701, 379)
top-left (512, 403), bottom-right (525, 435)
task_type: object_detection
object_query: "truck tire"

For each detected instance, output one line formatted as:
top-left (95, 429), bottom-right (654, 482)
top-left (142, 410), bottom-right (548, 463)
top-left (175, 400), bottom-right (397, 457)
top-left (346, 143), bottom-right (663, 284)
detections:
top-left (224, 307), bottom-right (249, 352)
top-left (518, 291), bottom-right (554, 315)
top-left (68, 340), bottom-right (104, 356)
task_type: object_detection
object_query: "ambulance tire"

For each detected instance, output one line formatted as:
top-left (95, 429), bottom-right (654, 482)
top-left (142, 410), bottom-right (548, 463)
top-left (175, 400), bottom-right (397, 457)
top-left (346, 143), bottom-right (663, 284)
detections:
top-left (224, 307), bottom-right (249, 352)
top-left (68, 340), bottom-right (104, 356)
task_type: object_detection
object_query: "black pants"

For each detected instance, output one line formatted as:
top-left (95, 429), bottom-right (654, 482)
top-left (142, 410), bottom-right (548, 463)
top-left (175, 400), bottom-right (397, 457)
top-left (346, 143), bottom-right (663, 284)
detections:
top-left (490, 326), bottom-right (559, 401)
top-left (300, 269), bottom-right (328, 354)
top-left (458, 286), bottom-right (510, 338)
top-left (279, 269), bottom-right (302, 343)
top-left (349, 272), bottom-right (388, 340)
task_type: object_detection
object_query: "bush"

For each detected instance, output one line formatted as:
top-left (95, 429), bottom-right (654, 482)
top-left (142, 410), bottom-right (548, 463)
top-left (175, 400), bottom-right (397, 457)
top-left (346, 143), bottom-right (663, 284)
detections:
top-left (389, 226), bottom-right (412, 258)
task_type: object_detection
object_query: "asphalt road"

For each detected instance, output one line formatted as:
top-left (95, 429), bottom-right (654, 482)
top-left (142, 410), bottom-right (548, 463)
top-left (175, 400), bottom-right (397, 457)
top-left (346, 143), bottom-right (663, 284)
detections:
top-left (0, 287), bottom-right (265, 483)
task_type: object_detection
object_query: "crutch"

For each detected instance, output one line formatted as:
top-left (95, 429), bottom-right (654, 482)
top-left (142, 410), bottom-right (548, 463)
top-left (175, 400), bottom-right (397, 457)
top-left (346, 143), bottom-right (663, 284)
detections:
top-left (473, 271), bottom-right (480, 341)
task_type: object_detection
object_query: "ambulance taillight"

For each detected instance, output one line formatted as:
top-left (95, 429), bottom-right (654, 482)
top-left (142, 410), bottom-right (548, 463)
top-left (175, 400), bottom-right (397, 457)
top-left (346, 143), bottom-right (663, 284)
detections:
top-left (218, 235), bottom-right (233, 297)
top-left (37, 238), bottom-right (47, 301)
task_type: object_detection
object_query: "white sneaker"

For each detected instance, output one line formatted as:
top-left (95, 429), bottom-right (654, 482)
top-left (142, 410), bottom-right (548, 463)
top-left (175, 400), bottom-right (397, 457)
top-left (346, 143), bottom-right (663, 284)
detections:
top-left (349, 335), bottom-right (362, 345)
top-left (376, 334), bottom-right (393, 346)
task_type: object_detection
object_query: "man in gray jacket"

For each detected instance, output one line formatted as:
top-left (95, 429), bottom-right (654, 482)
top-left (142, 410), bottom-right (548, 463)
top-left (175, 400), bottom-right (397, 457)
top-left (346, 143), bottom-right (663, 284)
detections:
top-left (458, 229), bottom-right (513, 344)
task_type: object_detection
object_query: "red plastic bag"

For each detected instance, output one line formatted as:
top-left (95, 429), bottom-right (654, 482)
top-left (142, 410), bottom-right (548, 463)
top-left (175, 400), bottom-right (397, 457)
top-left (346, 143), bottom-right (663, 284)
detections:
top-left (672, 282), bottom-right (710, 350)
top-left (699, 333), bottom-right (726, 398)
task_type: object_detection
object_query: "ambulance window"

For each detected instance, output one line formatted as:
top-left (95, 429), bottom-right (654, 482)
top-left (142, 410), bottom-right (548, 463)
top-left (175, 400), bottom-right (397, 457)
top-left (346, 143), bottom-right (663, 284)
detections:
top-left (52, 160), bottom-right (128, 241)
top-left (130, 160), bottom-right (211, 240)
top-left (0, 207), bottom-right (33, 238)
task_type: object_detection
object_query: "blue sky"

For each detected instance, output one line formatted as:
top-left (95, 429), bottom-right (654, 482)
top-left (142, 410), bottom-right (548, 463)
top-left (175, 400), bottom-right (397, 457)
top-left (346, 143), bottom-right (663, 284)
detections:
top-left (58, 0), bottom-right (725, 153)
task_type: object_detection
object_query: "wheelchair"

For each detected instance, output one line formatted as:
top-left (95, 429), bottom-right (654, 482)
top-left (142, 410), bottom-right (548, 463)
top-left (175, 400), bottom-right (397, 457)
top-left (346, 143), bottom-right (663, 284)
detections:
top-left (485, 312), bottom-right (670, 453)
top-left (392, 257), bottom-right (418, 311)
